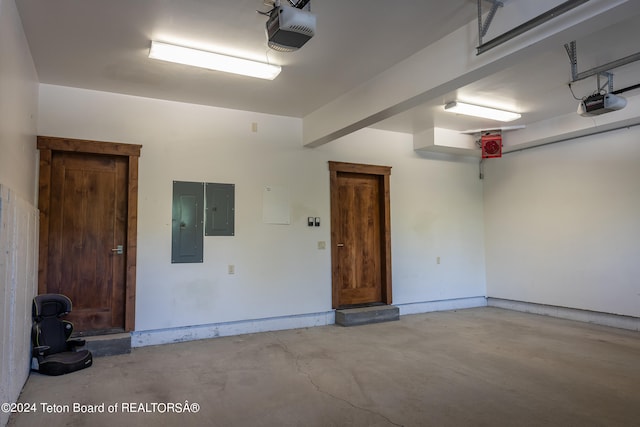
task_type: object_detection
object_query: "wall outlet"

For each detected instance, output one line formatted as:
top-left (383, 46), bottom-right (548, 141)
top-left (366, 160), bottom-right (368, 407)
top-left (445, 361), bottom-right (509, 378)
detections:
top-left (317, 241), bottom-right (326, 250)
top-left (228, 264), bottom-right (235, 274)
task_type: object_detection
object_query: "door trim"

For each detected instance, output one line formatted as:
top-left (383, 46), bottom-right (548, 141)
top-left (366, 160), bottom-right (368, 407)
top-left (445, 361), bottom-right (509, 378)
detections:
top-left (328, 161), bottom-right (392, 309)
top-left (37, 136), bottom-right (142, 332)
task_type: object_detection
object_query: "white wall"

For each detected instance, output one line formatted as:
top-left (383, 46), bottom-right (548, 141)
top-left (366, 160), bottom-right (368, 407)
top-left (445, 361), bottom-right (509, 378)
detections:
top-left (0, 0), bottom-right (38, 202)
top-left (484, 126), bottom-right (640, 317)
top-left (37, 84), bottom-right (487, 335)
top-left (317, 133), bottom-right (487, 305)
top-left (0, 0), bottom-right (39, 425)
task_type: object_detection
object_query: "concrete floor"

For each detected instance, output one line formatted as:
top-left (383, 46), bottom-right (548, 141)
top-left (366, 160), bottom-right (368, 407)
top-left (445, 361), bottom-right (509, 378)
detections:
top-left (8, 307), bottom-right (640, 427)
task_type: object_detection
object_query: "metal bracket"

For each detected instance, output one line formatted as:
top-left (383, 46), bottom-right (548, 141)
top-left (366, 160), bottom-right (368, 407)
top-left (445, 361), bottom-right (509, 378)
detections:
top-left (564, 40), bottom-right (578, 81)
top-left (477, 0), bottom-right (590, 55)
top-left (477, 0), bottom-right (504, 46)
top-left (597, 72), bottom-right (614, 94)
top-left (565, 39), bottom-right (640, 83)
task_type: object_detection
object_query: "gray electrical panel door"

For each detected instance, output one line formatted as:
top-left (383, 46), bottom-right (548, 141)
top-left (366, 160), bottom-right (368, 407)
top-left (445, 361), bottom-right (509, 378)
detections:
top-left (205, 183), bottom-right (235, 236)
top-left (172, 181), bottom-right (204, 263)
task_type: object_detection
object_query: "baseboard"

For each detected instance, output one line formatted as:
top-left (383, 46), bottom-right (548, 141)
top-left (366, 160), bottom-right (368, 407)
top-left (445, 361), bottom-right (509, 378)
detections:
top-left (131, 296), bottom-right (489, 347)
top-left (132, 296), bottom-right (639, 348)
top-left (396, 296), bottom-right (487, 316)
top-left (131, 311), bottom-right (336, 348)
top-left (487, 298), bottom-right (640, 332)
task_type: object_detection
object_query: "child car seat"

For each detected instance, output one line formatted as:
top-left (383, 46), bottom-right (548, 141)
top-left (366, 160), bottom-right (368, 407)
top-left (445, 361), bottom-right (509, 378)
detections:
top-left (31, 294), bottom-right (93, 376)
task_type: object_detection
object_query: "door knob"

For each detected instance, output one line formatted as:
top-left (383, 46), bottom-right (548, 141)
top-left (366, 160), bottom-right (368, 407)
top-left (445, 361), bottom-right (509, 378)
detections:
top-left (111, 245), bottom-right (124, 255)
top-left (337, 243), bottom-right (344, 247)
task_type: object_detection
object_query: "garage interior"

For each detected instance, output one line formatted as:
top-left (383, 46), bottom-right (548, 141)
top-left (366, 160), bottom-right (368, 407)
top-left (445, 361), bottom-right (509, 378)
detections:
top-left (2, 1), bottom-right (639, 426)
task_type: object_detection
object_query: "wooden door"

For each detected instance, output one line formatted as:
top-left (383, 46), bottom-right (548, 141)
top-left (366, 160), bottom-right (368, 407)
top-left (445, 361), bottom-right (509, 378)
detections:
top-left (38, 136), bottom-right (141, 334)
top-left (329, 162), bottom-right (392, 309)
top-left (47, 152), bottom-right (126, 332)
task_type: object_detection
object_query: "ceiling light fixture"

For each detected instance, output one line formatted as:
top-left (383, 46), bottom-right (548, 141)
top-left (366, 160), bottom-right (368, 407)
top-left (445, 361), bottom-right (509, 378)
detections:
top-left (444, 101), bottom-right (521, 122)
top-left (148, 41), bottom-right (281, 80)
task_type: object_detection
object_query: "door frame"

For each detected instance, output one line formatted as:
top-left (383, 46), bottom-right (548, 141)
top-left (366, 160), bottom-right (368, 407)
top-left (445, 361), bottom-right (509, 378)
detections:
top-left (37, 136), bottom-right (142, 332)
top-left (329, 161), bottom-right (392, 309)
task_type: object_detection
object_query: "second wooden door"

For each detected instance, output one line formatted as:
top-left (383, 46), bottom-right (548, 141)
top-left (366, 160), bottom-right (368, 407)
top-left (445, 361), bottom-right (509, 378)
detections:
top-left (329, 162), bottom-right (392, 309)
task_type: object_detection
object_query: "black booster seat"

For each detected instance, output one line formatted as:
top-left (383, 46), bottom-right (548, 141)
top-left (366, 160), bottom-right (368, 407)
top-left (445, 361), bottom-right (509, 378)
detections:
top-left (31, 294), bottom-right (93, 376)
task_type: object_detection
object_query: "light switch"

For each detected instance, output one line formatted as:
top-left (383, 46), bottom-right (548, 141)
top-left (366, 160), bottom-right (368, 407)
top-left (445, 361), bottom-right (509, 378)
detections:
top-left (314, 217), bottom-right (320, 227)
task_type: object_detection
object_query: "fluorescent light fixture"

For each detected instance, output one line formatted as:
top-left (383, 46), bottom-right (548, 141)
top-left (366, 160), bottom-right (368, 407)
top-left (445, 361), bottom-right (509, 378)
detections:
top-left (444, 101), bottom-right (521, 122)
top-left (148, 41), bottom-right (281, 80)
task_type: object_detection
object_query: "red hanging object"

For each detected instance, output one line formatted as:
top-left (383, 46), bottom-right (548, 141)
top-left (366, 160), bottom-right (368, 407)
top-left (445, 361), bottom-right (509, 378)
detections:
top-left (481, 132), bottom-right (502, 158)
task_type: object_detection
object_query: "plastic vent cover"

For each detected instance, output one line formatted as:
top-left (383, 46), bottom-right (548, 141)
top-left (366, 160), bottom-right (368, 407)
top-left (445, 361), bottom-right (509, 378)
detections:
top-left (289, 24), bottom-right (314, 35)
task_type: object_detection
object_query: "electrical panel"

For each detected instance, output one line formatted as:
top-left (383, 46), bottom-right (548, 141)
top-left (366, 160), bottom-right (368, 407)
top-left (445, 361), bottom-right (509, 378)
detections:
top-left (171, 181), bottom-right (235, 263)
top-left (172, 181), bottom-right (204, 263)
top-left (205, 183), bottom-right (235, 236)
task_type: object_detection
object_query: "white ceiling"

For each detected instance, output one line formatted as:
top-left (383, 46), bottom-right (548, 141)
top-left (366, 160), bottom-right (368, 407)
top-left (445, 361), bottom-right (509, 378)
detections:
top-left (15, 0), bottom-right (640, 137)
